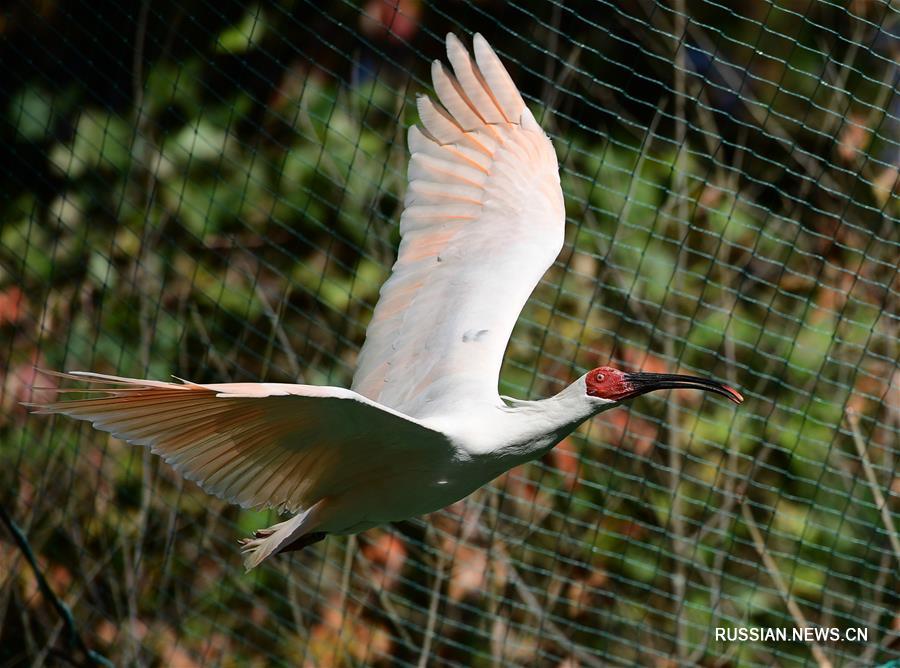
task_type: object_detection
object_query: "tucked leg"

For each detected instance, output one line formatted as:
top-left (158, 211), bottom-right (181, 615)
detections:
top-left (277, 531), bottom-right (327, 554)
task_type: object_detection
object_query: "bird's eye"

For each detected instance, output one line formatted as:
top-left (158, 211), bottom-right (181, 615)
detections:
top-left (595, 373), bottom-right (604, 382)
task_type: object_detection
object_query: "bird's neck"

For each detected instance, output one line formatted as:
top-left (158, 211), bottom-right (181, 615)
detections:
top-left (486, 374), bottom-right (611, 464)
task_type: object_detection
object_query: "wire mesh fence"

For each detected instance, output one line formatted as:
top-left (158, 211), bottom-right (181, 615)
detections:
top-left (2, 0), bottom-right (899, 665)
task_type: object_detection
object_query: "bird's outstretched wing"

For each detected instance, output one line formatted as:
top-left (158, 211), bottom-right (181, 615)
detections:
top-left (28, 371), bottom-right (454, 514)
top-left (352, 33), bottom-right (565, 418)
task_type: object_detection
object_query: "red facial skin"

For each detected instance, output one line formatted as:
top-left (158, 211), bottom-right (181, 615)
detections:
top-left (585, 365), bottom-right (744, 404)
top-left (585, 367), bottom-right (633, 401)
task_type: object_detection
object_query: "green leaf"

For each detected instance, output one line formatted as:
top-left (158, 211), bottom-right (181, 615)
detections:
top-left (1, 218), bottom-right (53, 283)
top-left (786, 309), bottom-right (835, 380)
top-left (144, 60), bottom-right (203, 117)
top-left (48, 109), bottom-right (131, 178)
top-left (8, 86), bottom-right (53, 142)
top-left (163, 116), bottom-right (231, 168)
top-left (215, 5), bottom-right (266, 55)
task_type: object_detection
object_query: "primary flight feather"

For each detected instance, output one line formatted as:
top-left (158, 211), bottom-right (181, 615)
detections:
top-left (29, 33), bottom-right (742, 570)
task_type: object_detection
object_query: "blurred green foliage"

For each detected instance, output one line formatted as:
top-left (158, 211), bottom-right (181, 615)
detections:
top-left (2, 1), bottom-right (899, 667)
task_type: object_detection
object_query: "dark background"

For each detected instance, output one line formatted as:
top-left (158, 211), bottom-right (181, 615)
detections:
top-left (2, 1), bottom-right (899, 665)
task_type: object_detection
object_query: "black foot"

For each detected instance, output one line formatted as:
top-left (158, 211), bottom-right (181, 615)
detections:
top-left (277, 531), bottom-right (327, 554)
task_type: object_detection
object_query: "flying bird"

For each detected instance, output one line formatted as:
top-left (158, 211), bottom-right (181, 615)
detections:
top-left (29, 33), bottom-right (742, 570)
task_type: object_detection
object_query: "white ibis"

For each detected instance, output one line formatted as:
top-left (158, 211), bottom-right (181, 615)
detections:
top-left (29, 33), bottom-right (742, 570)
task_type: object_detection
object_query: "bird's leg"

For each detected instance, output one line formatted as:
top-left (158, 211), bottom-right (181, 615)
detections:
top-left (237, 518), bottom-right (292, 544)
top-left (236, 529), bottom-right (325, 553)
top-left (276, 531), bottom-right (327, 554)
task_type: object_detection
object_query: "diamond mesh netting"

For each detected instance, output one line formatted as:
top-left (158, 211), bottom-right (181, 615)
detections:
top-left (2, 1), bottom-right (899, 665)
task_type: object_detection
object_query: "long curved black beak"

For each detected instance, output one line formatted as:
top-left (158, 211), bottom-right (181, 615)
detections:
top-left (623, 372), bottom-right (743, 405)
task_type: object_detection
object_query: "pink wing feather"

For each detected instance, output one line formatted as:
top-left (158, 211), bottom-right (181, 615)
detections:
top-left (28, 371), bottom-right (453, 514)
top-left (352, 33), bottom-right (565, 418)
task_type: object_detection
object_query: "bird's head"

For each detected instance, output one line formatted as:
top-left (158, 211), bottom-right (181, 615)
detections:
top-left (585, 366), bottom-right (743, 405)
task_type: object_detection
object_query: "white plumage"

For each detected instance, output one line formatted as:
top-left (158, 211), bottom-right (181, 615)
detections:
top-left (29, 34), bottom-right (741, 570)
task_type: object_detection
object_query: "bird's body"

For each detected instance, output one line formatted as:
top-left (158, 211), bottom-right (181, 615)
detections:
top-left (29, 34), bottom-right (742, 570)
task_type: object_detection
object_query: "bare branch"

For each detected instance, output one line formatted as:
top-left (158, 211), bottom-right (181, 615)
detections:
top-left (0, 504), bottom-right (113, 667)
top-left (845, 409), bottom-right (900, 569)
top-left (740, 501), bottom-right (832, 668)
top-left (417, 540), bottom-right (447, 668)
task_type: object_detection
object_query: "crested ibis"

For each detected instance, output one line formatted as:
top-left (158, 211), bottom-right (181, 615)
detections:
top-left (28, 33), bottom-right (742, 570)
